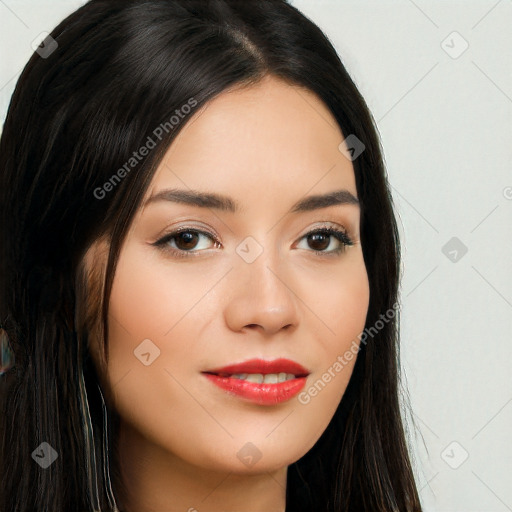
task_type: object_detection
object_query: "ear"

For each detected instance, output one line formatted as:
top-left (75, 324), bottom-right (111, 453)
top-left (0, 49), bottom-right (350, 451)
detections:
top-left (77, 236), bottom-right (110, 375)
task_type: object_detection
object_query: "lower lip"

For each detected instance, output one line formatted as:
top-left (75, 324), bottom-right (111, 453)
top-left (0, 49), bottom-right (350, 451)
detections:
top-left (203, 374), bottom-right (308, 405)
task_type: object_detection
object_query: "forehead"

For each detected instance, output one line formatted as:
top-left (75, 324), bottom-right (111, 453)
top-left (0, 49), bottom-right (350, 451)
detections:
top-left (146, 75), bottom-right (356, 207)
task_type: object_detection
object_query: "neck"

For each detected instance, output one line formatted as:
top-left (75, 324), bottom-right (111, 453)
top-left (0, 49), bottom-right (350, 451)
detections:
top-left (114, 419), bottom-right (287, 512)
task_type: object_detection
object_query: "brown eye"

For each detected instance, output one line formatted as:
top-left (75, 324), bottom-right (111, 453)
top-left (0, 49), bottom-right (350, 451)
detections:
top-left (307, 232), bottom-right (330, 252)
top-left (152, 228), bottom-right (219, 257)
top-left (174, 231), bottom-right (200, 250)
top-left (296, 227), bottom-right (354, 256)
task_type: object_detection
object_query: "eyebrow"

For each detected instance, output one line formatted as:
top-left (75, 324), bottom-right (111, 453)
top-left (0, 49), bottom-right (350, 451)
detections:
top-left (143, 188), bottom-right (359, 213)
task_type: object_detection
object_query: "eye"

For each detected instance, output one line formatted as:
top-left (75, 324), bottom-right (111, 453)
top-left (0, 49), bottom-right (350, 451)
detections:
top-left (296, 226), bottom-right (354, 256)
top-left (152, 228), bottom-right (219, 257)
top-left (152, 224), bottom-right (354, 259)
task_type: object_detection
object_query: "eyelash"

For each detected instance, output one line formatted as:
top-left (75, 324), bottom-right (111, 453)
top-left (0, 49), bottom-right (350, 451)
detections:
top-left (152, 224), bottom-right (354, 259)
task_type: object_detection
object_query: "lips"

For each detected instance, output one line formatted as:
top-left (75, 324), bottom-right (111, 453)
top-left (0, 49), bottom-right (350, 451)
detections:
top-left (204, 358), bottom-right (309, 377)
top-left (202, 358), bottom-right (310, 405)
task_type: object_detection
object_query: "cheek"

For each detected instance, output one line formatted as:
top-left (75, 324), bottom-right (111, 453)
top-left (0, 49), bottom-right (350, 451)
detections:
top-left (306, 251), bottom-right (370, 354)
top-left (108, 256), bottom-right (196, 339)
top-left (333, 260), bottom-right (369, 347)
top-left (101, 251), bottom-right (212, 463)
top-left (107, 241), bottom-right (231, 340)
top-left (101, 245), bottom-right (222, 425)
top-left (296, 253), bottom-right (369, 430)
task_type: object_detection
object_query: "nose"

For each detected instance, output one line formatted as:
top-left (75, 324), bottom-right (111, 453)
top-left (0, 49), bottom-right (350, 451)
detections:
top-left (223, 245), bottom-right (300, 336)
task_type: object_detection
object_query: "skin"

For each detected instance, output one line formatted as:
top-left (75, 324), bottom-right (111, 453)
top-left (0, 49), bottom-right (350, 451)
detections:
top-left (87, 74), bottom-right (370, 512)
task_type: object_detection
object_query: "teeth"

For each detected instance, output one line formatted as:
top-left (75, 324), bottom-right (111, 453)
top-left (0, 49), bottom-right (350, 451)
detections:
top-left (245, 374), bottom-right (264, 383)
top-left (264, 373), bottom-right (278, 384)
top-left (228, 373), bottom-right (296, 383)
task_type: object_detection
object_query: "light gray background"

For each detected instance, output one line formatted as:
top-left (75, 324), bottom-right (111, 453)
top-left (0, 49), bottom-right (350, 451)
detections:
top-left (1, 1), bottom-right (511, 510)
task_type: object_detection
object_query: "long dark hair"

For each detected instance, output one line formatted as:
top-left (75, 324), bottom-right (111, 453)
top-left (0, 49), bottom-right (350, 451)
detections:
top-left (0, 0), bottom-right (422, 510)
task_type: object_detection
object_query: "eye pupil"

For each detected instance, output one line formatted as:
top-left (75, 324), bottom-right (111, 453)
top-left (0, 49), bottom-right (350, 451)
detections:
top-left (308, 233), bottom-right (329, 251)
top-left (176, 231), bottom-right (199, 250)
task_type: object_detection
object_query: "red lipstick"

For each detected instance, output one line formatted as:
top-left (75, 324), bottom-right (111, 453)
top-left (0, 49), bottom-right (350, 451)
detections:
top-left (202, 358), bottom-right (309, 405)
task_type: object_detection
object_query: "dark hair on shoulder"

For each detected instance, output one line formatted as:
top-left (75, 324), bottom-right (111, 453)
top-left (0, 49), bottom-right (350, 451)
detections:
top-left (0, 1), bottom-right (422, 510)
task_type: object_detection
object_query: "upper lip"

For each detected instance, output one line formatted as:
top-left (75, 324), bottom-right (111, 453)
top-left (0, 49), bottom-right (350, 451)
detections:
top-left (203, 358), bottom-right (310, 377)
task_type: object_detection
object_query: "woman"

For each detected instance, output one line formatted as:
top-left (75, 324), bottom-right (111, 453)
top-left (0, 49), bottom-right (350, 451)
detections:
top-left (0, 0), bottom-right (423, 510)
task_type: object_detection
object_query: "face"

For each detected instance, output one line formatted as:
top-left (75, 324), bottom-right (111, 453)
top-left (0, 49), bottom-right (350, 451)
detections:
top-left (88, 75), bottom-right (369, 476)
